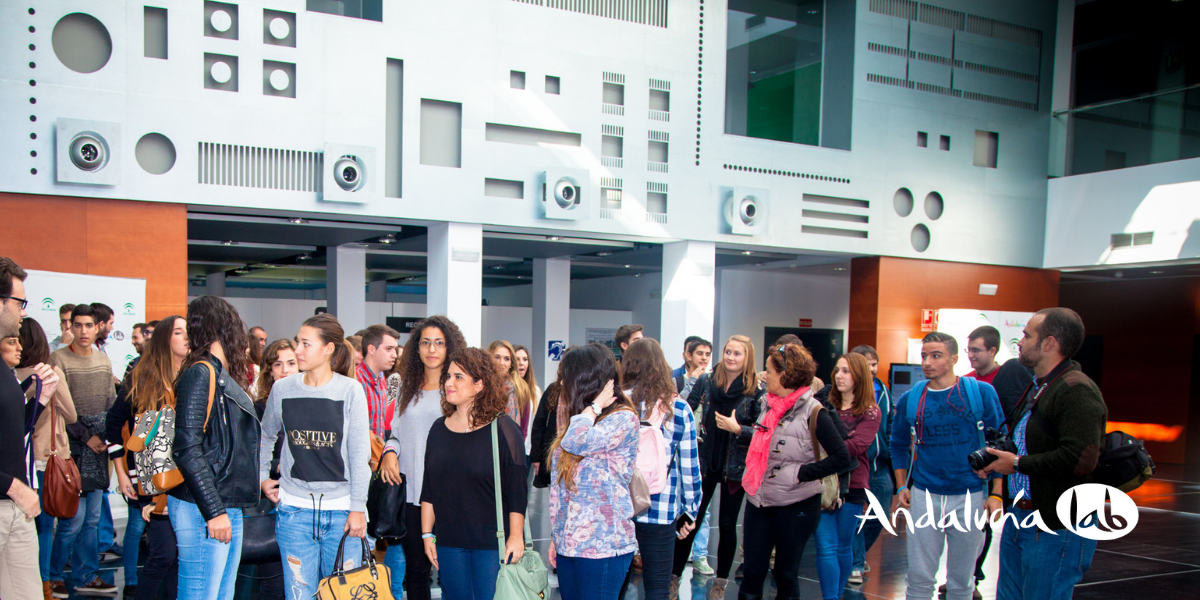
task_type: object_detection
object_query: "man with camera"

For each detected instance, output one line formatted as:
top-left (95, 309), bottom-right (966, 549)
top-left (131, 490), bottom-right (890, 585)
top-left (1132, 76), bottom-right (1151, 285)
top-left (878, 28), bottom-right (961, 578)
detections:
top-left (977, 308), bottom-right (1107, 600)
top-left (890, 332), bottom-right (1004, 600)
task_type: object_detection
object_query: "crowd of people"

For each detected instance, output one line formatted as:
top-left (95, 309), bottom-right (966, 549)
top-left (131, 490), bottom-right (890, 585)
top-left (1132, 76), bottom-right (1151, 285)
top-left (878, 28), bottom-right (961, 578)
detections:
top-left (0, 254), bottom-right (1110, 600)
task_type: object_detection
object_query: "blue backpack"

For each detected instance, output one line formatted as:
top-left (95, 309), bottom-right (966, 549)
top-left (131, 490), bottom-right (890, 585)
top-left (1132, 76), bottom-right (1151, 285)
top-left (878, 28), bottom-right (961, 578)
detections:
top-left (905, 377), bottom-right (986, 476)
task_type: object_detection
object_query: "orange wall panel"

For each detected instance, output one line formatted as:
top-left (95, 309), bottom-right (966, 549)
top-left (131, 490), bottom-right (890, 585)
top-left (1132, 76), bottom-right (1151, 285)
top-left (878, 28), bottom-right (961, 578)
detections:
top-left (0, 193), bottom-right (187, 320)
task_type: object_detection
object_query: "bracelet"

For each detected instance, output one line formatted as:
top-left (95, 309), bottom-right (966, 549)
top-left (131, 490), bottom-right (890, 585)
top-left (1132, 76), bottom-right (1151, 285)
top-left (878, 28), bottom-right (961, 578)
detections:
top-left (896, 485), bottom-right (908, 492)
top-left (421, 533), bottom-right (435, 542)
top-left (988, 495), bottom-right (1003, 501)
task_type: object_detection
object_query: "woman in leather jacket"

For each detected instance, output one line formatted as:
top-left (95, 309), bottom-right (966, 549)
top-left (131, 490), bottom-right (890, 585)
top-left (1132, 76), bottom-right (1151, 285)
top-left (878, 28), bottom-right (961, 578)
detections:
top-left (169, 296), bottom-right (261, 600)
top-left (670, 335), bottom-right (764, 600)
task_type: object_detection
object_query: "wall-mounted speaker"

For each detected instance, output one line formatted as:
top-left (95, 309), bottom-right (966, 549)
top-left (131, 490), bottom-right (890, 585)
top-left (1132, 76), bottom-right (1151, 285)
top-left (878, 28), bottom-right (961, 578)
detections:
top-left (55, 118), bottom-right (121, 185)
top-left (322, 143), bottom-right (376, 202)
top-left (721, 187), bottom-right (767, 235)
top-left (540, 167), bottom-right (589, 220)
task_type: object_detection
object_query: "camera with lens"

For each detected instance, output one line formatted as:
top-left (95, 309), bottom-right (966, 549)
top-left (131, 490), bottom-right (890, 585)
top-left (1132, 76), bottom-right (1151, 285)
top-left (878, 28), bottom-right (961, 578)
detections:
top-left (967, 428), bottom-right (1017, 471)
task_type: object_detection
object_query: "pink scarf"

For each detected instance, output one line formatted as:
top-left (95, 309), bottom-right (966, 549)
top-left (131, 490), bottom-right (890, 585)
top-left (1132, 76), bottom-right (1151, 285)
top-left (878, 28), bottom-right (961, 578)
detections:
top-left (742, 387), bottom-right (809, 497)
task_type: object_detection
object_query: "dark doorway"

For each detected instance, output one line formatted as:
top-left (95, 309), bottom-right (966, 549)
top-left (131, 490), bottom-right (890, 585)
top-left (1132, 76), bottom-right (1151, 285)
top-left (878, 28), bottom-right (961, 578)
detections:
top-left (763, 327), bottom-right (844, 380)
top-left (1075, 335), bottom-right (1104, 387)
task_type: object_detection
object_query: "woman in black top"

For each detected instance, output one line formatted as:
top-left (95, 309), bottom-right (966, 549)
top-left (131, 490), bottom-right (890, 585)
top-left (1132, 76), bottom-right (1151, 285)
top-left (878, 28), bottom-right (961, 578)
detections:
top-left (420, 348), bottom-right (527, 600)
top-left (672, 335), bottom-right (764, 600)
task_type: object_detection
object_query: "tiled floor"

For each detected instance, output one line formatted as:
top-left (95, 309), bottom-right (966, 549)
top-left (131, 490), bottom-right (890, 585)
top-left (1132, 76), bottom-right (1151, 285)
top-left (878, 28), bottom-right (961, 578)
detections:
top-left (78, 464), bottom-right (1200, 599)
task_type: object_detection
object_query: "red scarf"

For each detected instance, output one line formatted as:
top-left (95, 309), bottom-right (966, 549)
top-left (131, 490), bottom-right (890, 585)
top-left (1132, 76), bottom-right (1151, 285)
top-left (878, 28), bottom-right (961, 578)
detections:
top-left (742, 387), bottom-right (809, 496)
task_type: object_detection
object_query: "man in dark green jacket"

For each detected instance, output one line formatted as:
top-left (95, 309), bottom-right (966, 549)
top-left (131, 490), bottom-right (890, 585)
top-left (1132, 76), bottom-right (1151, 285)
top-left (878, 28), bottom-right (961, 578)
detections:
top-left (978, 308), bottom-right (1107, 600)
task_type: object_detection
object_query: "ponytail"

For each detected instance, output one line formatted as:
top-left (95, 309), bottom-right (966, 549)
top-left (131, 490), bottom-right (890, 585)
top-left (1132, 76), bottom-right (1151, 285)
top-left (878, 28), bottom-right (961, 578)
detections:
top-left (333, 340), bottom-right (354, 377)
top-left (301, 313), bottom-right (352, 377)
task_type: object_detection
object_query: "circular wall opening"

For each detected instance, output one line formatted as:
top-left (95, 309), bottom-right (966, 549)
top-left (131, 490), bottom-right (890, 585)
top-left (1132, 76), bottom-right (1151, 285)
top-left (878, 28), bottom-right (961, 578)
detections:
top-left (269, 17), bottom-right (290, 39)
top-left (911, 224), bottom-right (931, 252)
top-left (210, 10), bottom-right (233, 32)
top-left (924, 191), bottom-right (944, 220)
top-left (269, 69), bottom-right (290, 91)
top-left (893, 187), bottom-right (914, 217)
top-left (135, 133), bottom-right (176, 175)
top-left (52, 13), bottom-right (112, 74)
top-left (210, 61), bottom-right (232, 83)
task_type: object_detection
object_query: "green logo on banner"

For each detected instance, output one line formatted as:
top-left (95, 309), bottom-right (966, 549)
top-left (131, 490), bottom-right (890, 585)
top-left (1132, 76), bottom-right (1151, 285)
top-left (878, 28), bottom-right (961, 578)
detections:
top-left (123, 302), bottom-right (136, 316)
top-left (41, 298), bottom-right (55, 311)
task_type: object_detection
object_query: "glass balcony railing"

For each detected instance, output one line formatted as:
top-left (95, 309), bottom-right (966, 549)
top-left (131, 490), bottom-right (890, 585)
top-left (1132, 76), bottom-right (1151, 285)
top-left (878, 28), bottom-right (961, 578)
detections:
top-left (1058, 83), bottom-right (1200, 175)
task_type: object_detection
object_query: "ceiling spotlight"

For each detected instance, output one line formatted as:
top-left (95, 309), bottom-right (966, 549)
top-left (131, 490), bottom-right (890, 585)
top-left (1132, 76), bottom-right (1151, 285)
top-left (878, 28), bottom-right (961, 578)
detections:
top-left (742, 251), bottom-right (753, 255)
top-left (547, 236), bottom-right (562, 241)
top-left (833, 267), bottom-right (847, 271)
top-left (292, 278), bottom-right (305, 282)
top-left (221, 240), bottom-right (237, 246)
top-left (287, 217), bottom-right (308, 224)
top-left (380, 234), bottom-right (396, 244)
top-left (491, 265), bottom-right (503, 270)
top-left (624, 264), bottom-right (631, 268)
top-left (597, 252), bottom-right (612, 257)
top-left (1150, 270), bottom-right (1165, 274)
top-left (297, 253), bottom-right (312, 261)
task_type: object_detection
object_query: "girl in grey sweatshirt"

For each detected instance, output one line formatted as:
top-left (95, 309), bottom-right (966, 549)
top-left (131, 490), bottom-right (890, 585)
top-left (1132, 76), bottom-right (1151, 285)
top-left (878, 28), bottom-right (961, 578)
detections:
top-left (258, 314), bottom-right (371, 599)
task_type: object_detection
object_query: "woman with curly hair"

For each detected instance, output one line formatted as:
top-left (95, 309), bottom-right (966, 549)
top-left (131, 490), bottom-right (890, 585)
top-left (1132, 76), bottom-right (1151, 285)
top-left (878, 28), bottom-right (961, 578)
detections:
top-left (419, 348), bottom-right (527, 600)
top-left (548, 343), bottom-right (640, 600)
top-left (169, 296), bottom-right (260, 600)
top-left (379, 316), bottom-right (468, 600)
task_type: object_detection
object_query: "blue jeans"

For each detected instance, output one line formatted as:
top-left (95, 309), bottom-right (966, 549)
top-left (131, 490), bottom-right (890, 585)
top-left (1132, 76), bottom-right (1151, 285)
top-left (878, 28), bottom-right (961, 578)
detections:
top-left (437, 547), bottom-right (502, 600)
top-left (384, 543), bottom-right (406, 597)
top-left (168, 496), bottom-right (243, 600)
top-left (123, 501), bottom-right (145, 585)
top-left (690, 507), bottom-right (711, 562)
top-left (49, 489), bottom-right (103, 586)
top-left (100, 490), bottom-right (117, 552)
top-left (998, 507), bottom-right (1097, 600)
top-left (815, 502), bottom-right (862, 600)
top-left (852, 468), bottom-right (894, 571)
top-left (558, 553), bottom-right (634, 600)
top-left (275, 504), bottom-right (359, 600)
top-left (35, 472), bottom-right (56, 581)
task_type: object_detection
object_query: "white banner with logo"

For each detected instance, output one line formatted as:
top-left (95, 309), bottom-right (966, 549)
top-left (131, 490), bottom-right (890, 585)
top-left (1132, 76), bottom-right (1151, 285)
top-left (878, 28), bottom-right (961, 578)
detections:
top-left (905, 309), bottom-right (1035, 376)
top-left (25, 269), bottom-right (146, 378)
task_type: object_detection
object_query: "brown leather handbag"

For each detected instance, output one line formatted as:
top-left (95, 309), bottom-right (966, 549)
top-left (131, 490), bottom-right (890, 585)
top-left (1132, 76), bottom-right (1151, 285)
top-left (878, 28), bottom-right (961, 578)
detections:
top-left (42, 378), bottom-right (81, 519)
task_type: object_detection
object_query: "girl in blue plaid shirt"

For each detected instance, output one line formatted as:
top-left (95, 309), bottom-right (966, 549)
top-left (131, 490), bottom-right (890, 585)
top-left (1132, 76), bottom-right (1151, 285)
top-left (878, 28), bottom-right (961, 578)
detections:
top-left (618, 339), bottom-right (703, 600)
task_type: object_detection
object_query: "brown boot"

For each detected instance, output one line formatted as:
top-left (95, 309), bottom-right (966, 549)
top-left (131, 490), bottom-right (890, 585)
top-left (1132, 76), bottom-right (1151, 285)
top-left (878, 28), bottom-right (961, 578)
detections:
top-left (669, 574), bottom-right (680, 600)
top-left (709, 577), bottom-right (727, 600)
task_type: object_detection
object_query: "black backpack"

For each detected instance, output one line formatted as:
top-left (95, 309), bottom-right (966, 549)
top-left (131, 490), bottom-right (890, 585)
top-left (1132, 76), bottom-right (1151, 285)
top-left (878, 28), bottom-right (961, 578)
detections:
top-left (1031, 407), bottom-right (1155, 492)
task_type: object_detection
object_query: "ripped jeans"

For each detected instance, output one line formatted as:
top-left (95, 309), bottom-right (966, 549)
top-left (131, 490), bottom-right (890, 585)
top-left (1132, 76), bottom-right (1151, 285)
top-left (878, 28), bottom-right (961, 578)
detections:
top-left (275, 505), bottom-right (361, 600)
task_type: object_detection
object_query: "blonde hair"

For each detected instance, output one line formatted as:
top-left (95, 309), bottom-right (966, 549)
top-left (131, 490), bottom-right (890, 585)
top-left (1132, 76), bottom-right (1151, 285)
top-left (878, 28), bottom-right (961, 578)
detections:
top-left (488, 340), bottom-right (534, 421)
top-left (712, 335), bottom-right (757, 393)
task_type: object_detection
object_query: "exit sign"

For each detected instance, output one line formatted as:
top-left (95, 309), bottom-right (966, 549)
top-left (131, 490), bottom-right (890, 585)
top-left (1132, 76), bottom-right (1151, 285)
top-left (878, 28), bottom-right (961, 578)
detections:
top-left (798, 319), bottom-right (813, 328)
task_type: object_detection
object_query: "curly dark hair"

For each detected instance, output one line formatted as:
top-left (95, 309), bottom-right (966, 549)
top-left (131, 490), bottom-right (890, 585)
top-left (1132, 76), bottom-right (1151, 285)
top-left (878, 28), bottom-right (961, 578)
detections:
top-left (619, 337), bottom-right (677, 419)
top-left (440, 347), bottom-right (508, 428)
top-left (396, 316), bottom-right (467, 417)
top-left (180, 296), bottom-right (251, 390)
top-left (766, 343), bottom-right (817, 391)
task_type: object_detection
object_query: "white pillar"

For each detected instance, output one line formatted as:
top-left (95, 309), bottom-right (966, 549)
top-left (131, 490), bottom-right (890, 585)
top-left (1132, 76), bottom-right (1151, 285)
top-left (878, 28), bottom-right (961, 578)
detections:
top-left (660, 241), bottom-right (716, 362)
top-left (1047, 0), bottom-right (1075, 177)
top-left (532, 258), bottom-right (570, 390)
top-left (367, 280), bottom-right (388, 302)
top-left (205, 271), bottom-right (226, 296)
top-left (426, 222), bottom-right (483, 346)
top-left (327, 244), bottom-right (367, 334)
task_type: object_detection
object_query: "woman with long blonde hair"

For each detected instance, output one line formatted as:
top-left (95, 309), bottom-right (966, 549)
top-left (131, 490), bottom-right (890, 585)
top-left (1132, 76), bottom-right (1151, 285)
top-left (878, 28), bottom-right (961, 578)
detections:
top-left (488, 340), bottom-right (534, 439)
top-left (671, 335), bottom-right (764, 600)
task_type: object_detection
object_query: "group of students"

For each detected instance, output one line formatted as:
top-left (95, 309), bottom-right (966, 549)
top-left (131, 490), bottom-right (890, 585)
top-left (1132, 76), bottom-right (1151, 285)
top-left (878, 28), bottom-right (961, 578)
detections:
top-left (1, 253), bottom-right (1108, 600)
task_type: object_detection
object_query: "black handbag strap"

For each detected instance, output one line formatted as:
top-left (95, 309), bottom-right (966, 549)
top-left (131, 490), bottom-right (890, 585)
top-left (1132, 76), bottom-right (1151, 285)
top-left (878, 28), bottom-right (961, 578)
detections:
top-left (332, 531), bottom-right (378, 585)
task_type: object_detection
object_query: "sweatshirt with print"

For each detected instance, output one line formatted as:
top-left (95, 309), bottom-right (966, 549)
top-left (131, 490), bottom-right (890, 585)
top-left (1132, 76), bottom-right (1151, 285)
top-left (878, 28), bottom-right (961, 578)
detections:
top-left (259, 372), bottom-right (371, 512)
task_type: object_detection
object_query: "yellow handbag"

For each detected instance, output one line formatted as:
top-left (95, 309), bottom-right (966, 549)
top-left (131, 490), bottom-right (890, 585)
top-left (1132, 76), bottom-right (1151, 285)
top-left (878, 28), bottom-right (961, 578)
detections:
top-left (317, 533), bottom-right (394, 600)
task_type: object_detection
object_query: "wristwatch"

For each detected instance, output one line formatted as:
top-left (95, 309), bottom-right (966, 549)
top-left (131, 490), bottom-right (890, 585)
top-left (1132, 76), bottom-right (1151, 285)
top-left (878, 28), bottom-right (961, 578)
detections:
top-left (591, 402), bottom-right (603, 415)
top-left (1012, 456), bottom-right (1021, 473)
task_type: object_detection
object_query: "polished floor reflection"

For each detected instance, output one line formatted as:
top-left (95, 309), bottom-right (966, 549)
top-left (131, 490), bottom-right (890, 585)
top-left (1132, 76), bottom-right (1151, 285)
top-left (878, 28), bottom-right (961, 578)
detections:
top-left (81, 464), bottom-right (1200, 599)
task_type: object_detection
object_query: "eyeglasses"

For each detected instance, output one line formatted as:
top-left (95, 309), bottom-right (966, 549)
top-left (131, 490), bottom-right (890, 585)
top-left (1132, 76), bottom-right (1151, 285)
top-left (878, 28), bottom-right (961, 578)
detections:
top-left (419, 339), bottom-right (446, 349)
top-left (966, 348), bottom-right (991, 355)
top-left (1, 296), bottom-right (28, 310)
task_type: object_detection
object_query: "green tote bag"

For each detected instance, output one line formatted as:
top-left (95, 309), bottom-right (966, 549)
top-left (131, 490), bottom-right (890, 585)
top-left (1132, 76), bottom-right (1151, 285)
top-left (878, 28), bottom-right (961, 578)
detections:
top-left (491, 420), bottom-right (551, 600)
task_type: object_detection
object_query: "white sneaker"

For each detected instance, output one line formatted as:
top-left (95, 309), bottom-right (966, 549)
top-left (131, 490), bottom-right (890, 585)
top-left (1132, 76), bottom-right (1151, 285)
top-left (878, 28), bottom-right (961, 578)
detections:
top-left (847, 569), bottom-right (864, 585)
top-left (691, 558), bottom-right (715, 576)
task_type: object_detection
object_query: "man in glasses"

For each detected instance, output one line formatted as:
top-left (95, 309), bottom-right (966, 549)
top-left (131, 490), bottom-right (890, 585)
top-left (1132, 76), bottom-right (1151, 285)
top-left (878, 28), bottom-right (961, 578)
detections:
top-left (0, 256), bottom-right (60, 600)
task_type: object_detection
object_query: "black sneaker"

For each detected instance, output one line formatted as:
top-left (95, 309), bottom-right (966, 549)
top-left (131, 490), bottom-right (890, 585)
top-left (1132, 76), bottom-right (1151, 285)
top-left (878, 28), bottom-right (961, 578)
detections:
top-left (733, 563), bottom-right (744, 580)
top-left (123, 585), bottom-right (137, 599)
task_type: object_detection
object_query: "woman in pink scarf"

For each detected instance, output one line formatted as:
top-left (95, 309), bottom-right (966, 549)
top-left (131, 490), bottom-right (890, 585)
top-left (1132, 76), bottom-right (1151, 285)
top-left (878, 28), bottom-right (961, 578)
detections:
top-left (740, 344), bottom-right (850, 600)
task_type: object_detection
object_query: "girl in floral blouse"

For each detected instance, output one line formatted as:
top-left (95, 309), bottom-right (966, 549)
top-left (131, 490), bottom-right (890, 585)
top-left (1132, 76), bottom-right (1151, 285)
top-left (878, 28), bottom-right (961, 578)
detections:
top-left (548, 343), bottom-right (640, 600)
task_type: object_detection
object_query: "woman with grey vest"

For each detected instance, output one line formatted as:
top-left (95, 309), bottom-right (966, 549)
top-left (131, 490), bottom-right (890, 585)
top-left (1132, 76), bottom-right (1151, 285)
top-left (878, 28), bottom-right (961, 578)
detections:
top-left (739, 344), bottom-right (849, 600)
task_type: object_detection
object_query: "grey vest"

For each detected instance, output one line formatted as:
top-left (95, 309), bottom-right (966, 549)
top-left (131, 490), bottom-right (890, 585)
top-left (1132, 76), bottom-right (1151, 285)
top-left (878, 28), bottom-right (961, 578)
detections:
top-left (748, 392), bottom-right (824, 508)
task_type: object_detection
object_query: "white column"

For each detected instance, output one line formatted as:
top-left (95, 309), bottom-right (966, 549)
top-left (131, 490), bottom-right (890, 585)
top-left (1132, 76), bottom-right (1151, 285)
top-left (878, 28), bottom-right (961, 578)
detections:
top-left (660, 240), bottom-right (716, 361)
top-left (205, 271), bottom-right (226, 296)
top-left (1047, 0), bottom-right (1075, 177)
top-left (426, 222), bottom-right (483, 346)
top-left (326, 244), bottom-right (367, 334)
top-left (532, 258), bottom-right (570, 390)
top-left (367, 280), bottom-right (388, 302)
